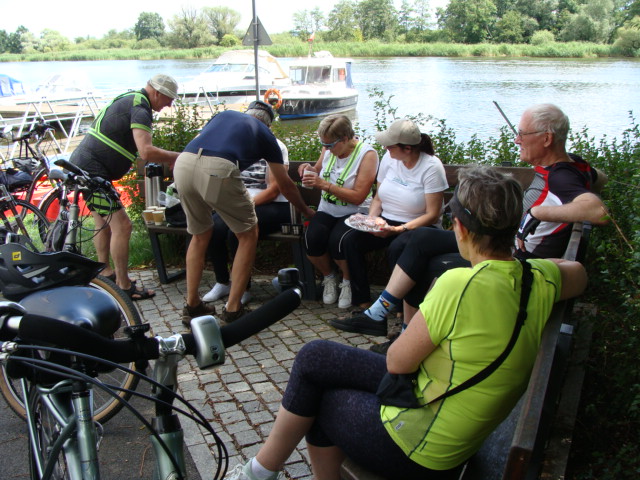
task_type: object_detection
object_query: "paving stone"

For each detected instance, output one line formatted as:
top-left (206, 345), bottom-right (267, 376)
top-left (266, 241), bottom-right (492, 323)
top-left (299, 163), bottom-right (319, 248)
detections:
top-left (134, 272), bottom-right (385, 480)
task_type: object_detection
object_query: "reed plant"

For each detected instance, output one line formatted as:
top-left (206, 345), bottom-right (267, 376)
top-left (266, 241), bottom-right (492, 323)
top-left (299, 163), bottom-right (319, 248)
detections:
top-left (0, 41), bottom-right (622, 63)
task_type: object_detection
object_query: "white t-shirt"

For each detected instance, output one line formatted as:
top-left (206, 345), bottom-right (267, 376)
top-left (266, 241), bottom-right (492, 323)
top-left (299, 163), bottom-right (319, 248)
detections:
top-left (376, 151), bottom-right (448, 224)
top-left (318, 141), bottom-right (377, 218)
top-left (242, 138), bottom-right (289, 203)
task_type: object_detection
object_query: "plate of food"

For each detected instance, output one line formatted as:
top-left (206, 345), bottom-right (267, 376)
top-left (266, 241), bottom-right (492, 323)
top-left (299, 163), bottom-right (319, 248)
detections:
top-left (345, 213), bottom-right (388, 232)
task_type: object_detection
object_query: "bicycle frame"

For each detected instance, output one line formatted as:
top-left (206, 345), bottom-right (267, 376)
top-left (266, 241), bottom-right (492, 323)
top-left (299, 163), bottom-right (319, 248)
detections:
top-left (0, 184), bottom-right (35, 238)
top-left (23, 378), bottom-right (101, 480)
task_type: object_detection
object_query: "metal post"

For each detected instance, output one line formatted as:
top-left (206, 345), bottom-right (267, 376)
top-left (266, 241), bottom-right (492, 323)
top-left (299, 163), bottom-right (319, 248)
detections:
top-left (252, 0), bottom-right (260, 101)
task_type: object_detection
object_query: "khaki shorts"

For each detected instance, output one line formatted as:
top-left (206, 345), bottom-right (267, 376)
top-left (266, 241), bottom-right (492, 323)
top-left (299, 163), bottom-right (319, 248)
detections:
top-left (173, 151), bottom-right (256, 235)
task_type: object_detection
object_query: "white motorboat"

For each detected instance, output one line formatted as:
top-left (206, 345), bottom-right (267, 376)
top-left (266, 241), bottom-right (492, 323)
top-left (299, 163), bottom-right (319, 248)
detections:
top-left (179, 49), bottom-right (289, 104)
top-left (271, 52), bottom-right (358, 120)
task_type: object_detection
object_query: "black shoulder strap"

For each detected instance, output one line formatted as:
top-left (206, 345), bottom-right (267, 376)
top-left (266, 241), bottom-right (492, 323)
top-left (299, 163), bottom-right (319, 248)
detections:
top-left (428, 259), bottom-right (534, 405)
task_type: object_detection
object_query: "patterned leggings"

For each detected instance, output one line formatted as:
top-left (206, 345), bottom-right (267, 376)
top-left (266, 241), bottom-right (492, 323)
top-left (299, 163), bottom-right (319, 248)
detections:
top-left (281, 340), bottom-right (463, 479)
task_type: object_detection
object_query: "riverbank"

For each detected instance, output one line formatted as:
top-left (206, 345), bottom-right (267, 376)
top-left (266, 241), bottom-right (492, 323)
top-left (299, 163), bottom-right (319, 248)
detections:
top-left (0, 40), bottom-right (626, 63)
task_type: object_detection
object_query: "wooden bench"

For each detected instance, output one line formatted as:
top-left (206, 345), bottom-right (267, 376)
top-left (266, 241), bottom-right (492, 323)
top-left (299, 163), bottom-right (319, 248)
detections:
top-left (340, 165), bottom-right (597, 480)
top-left (144, 161), bottom-right (322, 300)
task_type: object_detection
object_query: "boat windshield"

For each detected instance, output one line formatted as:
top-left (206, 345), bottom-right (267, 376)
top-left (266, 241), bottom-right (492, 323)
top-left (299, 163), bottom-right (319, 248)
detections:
top-left (205, 63), bottom-right (253, 73)
top-left (290, 66), bottom-right (333, 85)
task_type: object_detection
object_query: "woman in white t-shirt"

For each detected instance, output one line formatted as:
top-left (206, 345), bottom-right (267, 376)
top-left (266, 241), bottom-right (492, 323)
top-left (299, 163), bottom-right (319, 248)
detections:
top-left (336, 119), bottom-right (448, 309)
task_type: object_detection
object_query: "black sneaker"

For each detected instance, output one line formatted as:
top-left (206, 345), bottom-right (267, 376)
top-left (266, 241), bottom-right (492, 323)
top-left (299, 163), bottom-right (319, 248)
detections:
top-left (182, 302), bottom-right (216, 327)
top-left (330, 312), bottom-right (387, 336)
top-left (221, 304), bottom-right (251, 323)
top-left (369, 332), bottom-right (400, 355)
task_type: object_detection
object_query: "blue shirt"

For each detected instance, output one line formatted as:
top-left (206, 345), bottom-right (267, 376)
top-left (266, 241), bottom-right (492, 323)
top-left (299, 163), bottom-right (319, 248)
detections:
top-left (184, 110), bottom-right (283, 171)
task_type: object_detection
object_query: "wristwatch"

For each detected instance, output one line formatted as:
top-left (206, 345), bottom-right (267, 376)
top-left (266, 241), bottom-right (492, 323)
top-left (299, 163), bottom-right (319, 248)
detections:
top-left (402, 224), bottom-right (408, 232)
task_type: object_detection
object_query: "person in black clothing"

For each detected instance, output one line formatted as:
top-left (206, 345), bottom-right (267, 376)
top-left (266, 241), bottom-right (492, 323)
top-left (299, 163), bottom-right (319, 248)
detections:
top-left (70, 74), bottom-right (180, 300)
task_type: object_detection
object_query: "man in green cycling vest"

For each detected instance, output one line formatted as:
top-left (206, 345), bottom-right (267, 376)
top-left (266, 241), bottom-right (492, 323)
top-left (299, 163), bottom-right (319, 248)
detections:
top-left (70, 74), bottom-right (180, 300)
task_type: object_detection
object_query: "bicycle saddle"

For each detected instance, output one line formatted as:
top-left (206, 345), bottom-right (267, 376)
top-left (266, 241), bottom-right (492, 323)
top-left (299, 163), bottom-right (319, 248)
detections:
top-left (19, 286), bottom-right (121, 338)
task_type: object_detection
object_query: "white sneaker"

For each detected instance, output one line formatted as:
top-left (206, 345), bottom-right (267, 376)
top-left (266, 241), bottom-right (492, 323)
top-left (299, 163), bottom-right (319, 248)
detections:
top-left (338, 281), bottom-right (352, 309)
top-left (203, 282), bottom-right (231, 302)
top-left (225, 460), bottom-right (283, 480)
top-left (322, 275), bottom-right (339, 304)
top-left (241, 290), bottom-right (253, 305)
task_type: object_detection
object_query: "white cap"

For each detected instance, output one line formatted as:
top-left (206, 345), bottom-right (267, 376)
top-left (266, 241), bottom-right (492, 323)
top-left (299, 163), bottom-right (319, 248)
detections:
top-left (375, 119), bottom-right (421, 146)
top-left (148, 74), bottom-right (178, 99)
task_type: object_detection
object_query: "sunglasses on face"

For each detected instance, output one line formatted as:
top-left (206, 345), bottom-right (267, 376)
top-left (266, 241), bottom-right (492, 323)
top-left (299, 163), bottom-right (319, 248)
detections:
top-left (320, 138), bottom-right (342, 149)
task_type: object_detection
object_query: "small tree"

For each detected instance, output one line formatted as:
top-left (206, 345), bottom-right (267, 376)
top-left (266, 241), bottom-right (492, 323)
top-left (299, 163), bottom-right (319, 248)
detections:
top-left (202, 6), bottom-right (241, 44)
top-left (167, 7), bottom-right (213, 48)
top-left (612, 16), bottom-right (640, 56)
top-left (134, 12), bottom-right (165, 41)
top-left (325, 0), bottom-right (359, 41)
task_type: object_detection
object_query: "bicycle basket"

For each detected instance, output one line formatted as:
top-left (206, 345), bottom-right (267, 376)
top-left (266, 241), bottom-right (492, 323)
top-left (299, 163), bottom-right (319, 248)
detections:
top-left (0, 242), bottom-right (104, 300)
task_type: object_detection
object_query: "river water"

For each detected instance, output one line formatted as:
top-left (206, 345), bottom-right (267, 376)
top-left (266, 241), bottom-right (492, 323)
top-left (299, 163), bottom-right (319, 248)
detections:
top-left (2, 56), bottom-right (639, 142)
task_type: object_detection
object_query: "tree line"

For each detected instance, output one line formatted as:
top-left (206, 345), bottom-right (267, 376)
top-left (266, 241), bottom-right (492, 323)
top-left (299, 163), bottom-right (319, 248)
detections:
top-left (1, 0), bottom-right (639, 56)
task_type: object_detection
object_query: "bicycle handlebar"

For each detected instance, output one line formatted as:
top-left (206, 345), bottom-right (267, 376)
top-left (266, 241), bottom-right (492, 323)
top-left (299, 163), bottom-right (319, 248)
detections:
top-left (12, 121), bottom-right (54, 143)
top-left (1, 288), bottom-right (302, 369)
top-left (53, 158), bottom-right (116, 196)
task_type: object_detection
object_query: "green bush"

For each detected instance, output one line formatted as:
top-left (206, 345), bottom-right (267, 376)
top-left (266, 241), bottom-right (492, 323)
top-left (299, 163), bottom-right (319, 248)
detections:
top-left (530, 30), bottom-right (555, 45)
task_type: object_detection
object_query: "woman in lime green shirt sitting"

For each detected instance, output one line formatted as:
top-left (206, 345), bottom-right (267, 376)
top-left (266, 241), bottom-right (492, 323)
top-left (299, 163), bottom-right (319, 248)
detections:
top-left (224, 165), bottom-right (588, 480)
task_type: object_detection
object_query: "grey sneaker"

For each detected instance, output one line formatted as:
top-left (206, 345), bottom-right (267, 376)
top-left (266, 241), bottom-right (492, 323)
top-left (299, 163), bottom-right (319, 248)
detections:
top-left (322, 275), bottom-right (339, 304)
top-left (221, 304), bottom-right (251, 323)
top-left (182, 302), bottom-right (216, 327)
top-left (224, 459), bottom-right (283, 479)
top-left (338, 281), bottom-right (352, 309)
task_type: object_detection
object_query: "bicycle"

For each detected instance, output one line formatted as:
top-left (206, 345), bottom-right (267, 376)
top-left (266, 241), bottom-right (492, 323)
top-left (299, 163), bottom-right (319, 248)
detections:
top-left (0, 183), bottom-right (49, 252)
top-left (0, 278), bottom-right (301, 479)
top-left (0, 121), bottom-right (64, 208)
top-left (39, 158), bottom-right (119, 256)
top-left (0, 241), bottom-right (142, 425)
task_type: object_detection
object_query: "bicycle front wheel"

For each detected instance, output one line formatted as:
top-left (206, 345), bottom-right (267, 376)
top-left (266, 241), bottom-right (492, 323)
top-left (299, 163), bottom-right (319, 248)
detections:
top-left (84, 274), bottom-right (142, 423)
top-left (0, 276), bottom-right (142, 424)
top-left (1, 198), bottom-right (49, 251)
top-left (27, 385), bottom-right (75, 480)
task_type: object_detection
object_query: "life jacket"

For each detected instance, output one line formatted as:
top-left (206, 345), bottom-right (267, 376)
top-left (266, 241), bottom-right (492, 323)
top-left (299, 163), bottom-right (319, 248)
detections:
top-left (321, 141), bottom-right (372, 206)
top-left (87, 91), bottom-right (150, 163)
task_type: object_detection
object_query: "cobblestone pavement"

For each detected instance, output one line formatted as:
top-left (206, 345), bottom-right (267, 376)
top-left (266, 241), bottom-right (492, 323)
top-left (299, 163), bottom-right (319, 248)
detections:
top-left (132, 269), bottom-right (387, 480)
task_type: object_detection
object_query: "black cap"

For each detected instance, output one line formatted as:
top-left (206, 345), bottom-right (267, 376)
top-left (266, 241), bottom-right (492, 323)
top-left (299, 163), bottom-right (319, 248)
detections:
top-left (247, 100), bottom-right (275, 122)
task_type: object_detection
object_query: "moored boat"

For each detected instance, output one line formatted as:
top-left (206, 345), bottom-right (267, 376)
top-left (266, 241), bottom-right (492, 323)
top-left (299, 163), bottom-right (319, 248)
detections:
top-left (270, 52), bottom-right (358, 120)
top-left (179, 49), bottom-right (289, 104)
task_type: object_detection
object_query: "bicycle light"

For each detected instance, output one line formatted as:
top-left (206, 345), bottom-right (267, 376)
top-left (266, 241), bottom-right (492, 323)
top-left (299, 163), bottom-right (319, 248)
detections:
top-left (191, 315), bottom-right (225, 369)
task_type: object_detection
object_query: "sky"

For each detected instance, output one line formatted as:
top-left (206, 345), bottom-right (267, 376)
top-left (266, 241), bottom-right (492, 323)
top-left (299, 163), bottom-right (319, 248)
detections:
top-left (1, 0), bottom-right (448, 40)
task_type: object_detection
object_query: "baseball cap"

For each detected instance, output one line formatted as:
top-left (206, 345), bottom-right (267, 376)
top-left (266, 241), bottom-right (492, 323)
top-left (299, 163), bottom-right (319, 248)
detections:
top-left (375, 119), bottom-right (421, 146)
top-left (247, 100), bottom-right (275, 122)
top-left (148, 74), bottom-right (179, 100)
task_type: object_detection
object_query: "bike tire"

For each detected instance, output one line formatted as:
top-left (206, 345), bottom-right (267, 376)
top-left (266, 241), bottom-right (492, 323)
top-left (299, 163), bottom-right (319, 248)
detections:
top-left (87, 275), bottom-right (142, 423)
top-left (25, 167), bottom-right (50, 209)
top-left (27, 384), bottom-right (74, 480)
top-left (0, 198), bottom-right (49, 252)
top-left (0, 275), bottom-right (142, 424)
top-left (38, 184), bottom-right (61, 223)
